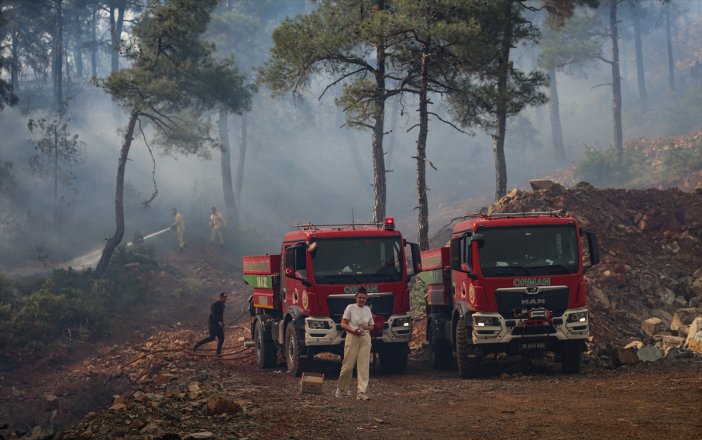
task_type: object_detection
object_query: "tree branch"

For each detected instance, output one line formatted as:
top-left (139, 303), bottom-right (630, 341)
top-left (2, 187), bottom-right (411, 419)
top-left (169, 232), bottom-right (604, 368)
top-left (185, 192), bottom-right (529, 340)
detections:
top-left (428, 111), bottom-right (471, 135)
top-left (137, 118), bottom-right (158, 208)
top-left (318, 67), bottom-right (366, 100)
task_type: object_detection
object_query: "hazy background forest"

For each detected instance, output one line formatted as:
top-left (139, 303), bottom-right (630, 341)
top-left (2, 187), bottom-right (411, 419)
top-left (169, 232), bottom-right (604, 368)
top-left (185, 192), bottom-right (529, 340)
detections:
top-left (0, 0), bottom-right (700, 271)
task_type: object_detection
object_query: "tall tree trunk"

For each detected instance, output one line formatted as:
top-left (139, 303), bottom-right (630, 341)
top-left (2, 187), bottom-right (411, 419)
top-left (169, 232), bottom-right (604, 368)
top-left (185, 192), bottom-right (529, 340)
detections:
top-left (91, 5), bottom-right (98, 78)
top-left (547, 64), bottom-right (566, 164)
top-left (234, 112), bottom-right (247, 208)
top-left (53, 125), bottom-right (59, 230)
top-left (109, 0), bottom-right (126, 74)
top-left (371, 48), bottom-right (387, 223)
top-left (74, 29), bottom-right (84, 80)
top-left (632, 1), bottom-right (647, 110)
top-left (219, 109), bottom-right (237, 232)
top-left (54, 0), bottom-right (64, 114)
top-left (493, 0), bottom-right (512, 201)
top-left (610, 0), bottom-right (623, 163)
top-left (10, 32), bottom-right (19, 92)
top-left (95, 110), bottom-right (139, 277)
top-left (416, 52), bottom-right (430, 251)
top-left (664, 1), bottom-right (675, 92)
top-left (386, 97), bottom-right (399, 170)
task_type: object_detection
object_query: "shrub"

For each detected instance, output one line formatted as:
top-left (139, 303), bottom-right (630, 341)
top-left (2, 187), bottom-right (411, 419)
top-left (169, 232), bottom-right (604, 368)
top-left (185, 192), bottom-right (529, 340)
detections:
top-left (661, 139), bottom-right (702, 181)
top-left (410, 280), bottom-right (427, 315)
top-left (574, 146), bottom-right (650, 187)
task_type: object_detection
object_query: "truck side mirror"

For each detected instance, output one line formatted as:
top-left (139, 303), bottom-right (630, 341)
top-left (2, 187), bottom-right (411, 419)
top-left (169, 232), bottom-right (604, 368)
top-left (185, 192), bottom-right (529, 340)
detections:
top-left (450, 239), bottom-right (461, 271)
top-left (284, 266), bottom-right (311, 286)
top-left (406, 242), bottom-right (422, 277)
top-left (581, 229), bottom-right (600, 270)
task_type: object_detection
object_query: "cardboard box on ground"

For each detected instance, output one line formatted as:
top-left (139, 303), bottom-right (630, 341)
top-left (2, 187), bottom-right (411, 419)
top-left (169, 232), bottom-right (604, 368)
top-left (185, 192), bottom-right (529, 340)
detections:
top-left (300, 372), bottom-right (324, 394)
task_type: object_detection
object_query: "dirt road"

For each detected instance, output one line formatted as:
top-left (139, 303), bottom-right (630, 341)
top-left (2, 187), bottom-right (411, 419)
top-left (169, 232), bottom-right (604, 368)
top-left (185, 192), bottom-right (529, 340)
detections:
top-left (4, 319), bottom-right (698, 440)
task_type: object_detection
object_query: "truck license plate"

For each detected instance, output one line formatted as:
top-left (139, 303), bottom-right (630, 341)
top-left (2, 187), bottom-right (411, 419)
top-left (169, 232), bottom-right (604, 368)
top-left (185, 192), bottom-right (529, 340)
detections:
top-left (520, 342), bottom-right (546, 350)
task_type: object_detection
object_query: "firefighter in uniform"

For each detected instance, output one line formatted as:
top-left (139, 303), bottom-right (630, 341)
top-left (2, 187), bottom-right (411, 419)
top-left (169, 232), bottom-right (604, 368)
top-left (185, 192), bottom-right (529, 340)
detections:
top-left (209, 206), bottom-right (226, 244)
top-left (172, 208), bottom-right (185, 250)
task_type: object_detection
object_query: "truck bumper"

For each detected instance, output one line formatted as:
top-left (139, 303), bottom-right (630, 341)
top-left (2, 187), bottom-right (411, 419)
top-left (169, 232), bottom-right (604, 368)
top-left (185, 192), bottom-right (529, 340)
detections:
top-left (303, 314), bottom-right (413, 347)
top-left (380, 314), bottom-right (413, 343)
top-left (304, 317), bottom-right (343, 346)
top-left (470, 308), bottom-right (589, 345)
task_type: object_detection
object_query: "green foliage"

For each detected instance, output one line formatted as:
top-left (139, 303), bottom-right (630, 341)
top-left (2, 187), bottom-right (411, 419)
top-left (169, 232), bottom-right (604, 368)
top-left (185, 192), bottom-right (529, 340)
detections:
top-left (11, 279), bottom-right (105, 349)
top-left (101, 0), bottom-right (252, 154)
top-left (97, 244), bottom-right (159, 307)
top-left (410, 279), bottom-right (428, 315)
top-left (661, 139), bottom-right (702, 181)
top-left (27, 118), bottom-right (86, 188)
top-left (447, 1), bottom-right (548, 131)
top-left (0, 245), bottom-right (158, 360)
top-left (573, 135), bottom-right (702, 189)
top-left (537, 14), bottom-right (601, 72)
top-left (574, 146), bottom-right (649, 187)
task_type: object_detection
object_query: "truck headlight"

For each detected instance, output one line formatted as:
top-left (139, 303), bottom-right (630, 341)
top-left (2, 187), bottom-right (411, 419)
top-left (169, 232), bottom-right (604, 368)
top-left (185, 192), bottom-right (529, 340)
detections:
top-left (474, 316), bottom-right (500, 327)
top-left (391, 316), bottom-right (411, 328)
top-left (307, 320), bottom-right (330, 329)
top-left (567, 311), bottom-right (588, 323)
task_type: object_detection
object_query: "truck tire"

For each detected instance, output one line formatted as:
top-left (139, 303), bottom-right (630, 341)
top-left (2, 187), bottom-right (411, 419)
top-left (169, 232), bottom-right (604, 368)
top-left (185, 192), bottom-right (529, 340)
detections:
top-left (429, 323), bottom-right (452, 370)
top-left (561, 342), bottom-right (582, 374)
top-left (254, 320), bottom-right (276, 369)
top-left (455, 318), bottom-right (480, 379)
top-left (379, 343), bottom-right (408, 374)
top-left (285, 321), bottom-right (306, 377)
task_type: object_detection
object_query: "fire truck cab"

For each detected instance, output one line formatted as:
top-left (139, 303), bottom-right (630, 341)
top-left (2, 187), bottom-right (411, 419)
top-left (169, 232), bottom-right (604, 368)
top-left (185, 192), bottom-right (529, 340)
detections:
top-left (419, 211), bottom-right (599, 377)
top-left (243, 218), bottom-right (421, 376)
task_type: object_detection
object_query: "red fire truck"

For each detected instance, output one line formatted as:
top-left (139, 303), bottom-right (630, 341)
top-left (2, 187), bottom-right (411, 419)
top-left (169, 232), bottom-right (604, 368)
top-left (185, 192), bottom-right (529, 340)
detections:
top-left (419, 211), bottom-right (599, 377)
top-left (243, 217), bottom-right (421, 376)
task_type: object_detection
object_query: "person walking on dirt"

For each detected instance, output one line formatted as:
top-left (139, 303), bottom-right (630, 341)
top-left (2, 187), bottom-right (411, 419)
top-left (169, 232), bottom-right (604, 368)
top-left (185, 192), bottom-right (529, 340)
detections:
top-left (172, 208), bottom-right (186, 250)
top-left (193, 292), bottom-right (228, 355)
top-left (209, 206), bottom-right (226, 245)
top-left (336, 287), bottom-right (375, 400)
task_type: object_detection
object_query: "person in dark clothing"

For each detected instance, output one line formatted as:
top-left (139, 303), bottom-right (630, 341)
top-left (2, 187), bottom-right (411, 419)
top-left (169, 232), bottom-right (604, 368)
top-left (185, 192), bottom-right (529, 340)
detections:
top-left (193, 292), bottom-right (228, 354)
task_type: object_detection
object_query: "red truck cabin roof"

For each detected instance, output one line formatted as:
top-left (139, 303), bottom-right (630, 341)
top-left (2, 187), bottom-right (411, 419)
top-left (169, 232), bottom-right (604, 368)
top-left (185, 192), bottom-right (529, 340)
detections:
top-left (283, 227), bottom-right (402, 243)
top-left (452, 215), bottom-right (577, 237)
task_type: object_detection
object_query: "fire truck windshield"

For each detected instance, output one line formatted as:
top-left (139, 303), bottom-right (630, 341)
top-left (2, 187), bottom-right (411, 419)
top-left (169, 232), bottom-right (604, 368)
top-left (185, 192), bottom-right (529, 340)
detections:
top-left (310, 237), bottom-right (403, 284)
top-left (478, 225), bottom-right (579, 277)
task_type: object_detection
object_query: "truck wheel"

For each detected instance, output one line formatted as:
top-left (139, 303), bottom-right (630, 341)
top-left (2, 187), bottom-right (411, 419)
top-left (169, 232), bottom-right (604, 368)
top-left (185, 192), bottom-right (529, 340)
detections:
top-left (561, 342), bottom-right (582, 374)
top-left (379, 343), bottom-right (408, 374)
top-left (285, 321), bottom-right (306, 377)
top-left (455, 318), bottom-right (480, 379)
top-left (429, 323), bottom-right (452, 370)
top-left (254, 320), bottom-right (276, 369)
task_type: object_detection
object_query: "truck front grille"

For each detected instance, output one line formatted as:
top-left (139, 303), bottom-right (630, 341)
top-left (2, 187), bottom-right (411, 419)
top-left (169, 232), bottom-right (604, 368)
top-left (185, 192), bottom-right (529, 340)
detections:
top-left (327, 293), bottom-right (395, 320)
top-left (495, 286), bottom-right (569, 319)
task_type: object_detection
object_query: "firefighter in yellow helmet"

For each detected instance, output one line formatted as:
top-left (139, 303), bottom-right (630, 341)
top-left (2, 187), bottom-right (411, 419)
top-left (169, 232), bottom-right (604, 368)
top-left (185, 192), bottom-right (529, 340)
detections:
top-left (209, 206), bottom-right (226, 245)
top-left (172, 208), bottom-right (185, 250)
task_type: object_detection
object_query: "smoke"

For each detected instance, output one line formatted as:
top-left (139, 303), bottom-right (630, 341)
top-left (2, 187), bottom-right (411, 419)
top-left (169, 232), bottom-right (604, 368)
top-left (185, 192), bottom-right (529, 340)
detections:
top-left (1, 1), bottom-right (700, 272)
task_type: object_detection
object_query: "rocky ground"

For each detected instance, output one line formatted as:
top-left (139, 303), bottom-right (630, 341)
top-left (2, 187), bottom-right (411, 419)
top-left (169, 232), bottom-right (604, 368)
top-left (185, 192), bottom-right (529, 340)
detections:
top-left (2, 180), bottom-right (702, 439)
top-left (2, 318), bottom-right (701, 440)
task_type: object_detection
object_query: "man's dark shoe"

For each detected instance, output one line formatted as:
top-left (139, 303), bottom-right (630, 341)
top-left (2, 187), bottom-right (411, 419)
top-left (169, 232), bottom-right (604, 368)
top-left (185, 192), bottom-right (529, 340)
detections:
top-left (192, 344), bottom-right (198, 352)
